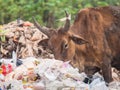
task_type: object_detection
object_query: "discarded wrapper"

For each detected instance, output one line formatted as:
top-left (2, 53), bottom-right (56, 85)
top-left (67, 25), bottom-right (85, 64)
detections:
top-left (0, 57), bottom-right (119, 90)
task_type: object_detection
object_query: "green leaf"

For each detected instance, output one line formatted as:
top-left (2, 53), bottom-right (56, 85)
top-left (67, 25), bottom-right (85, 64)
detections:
top-left (0, 35), bottom-right (6, 42)
top-left (97, 1), bottom-right (109, 6)
top-left (84, 3), bottom-right (93, 8)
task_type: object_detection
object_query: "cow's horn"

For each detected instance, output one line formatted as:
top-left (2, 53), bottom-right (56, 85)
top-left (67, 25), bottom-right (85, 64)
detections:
top-left (32, 16), bottom-right (51, 37)
top-left (63, 11), bottom-right (70, 32)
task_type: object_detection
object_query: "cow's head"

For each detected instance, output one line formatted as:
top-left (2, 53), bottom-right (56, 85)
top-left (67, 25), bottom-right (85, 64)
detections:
top-left (33, 11), bottom-right (88, 61)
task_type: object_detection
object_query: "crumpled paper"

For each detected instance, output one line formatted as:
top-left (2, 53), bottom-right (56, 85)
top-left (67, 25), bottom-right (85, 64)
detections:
top-left (1, 79), bottom-right (25, 90)
top-left (109, 81), bottom-right (120, 90)
top-left (34, 59), bottom-right (108, 90)
top-left (1, 57), bottom-right (119, 90)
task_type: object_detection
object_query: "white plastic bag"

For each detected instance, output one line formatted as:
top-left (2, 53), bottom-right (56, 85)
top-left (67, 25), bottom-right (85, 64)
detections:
top-left (90, 78), bottom-right (108, 90)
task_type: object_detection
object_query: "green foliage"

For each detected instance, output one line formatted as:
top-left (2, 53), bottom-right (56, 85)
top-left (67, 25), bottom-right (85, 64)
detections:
top-left (0, 29), bottom-right (7, 42)
top-left (0, 0), bottom-right (120, 27)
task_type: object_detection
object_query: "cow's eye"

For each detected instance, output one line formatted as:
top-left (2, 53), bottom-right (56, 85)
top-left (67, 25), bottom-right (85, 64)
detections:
top-left (63, 43), bottom-right (69, 49)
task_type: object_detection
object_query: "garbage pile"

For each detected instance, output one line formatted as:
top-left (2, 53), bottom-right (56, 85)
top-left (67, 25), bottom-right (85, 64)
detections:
top-left (0, 57), bottom-right (120, 90)
top-left (0, 20), bottom-right (53, 58)
top-left (0, 20), bottom-right (120, 90)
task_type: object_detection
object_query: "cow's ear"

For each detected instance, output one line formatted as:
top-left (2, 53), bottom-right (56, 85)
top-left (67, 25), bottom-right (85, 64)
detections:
top-left (70, 35), bottom-right (88, 45)
top-left (38, 39), bottom-right (49, 48)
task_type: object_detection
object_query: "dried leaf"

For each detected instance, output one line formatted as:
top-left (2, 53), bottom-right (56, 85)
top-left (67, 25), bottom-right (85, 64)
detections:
top-left (1, 45), bottom-right (8, 55)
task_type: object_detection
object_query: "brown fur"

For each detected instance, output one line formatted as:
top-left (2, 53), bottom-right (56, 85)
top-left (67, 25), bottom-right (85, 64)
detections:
top-left (70, 6), bottom-right (120, 83)
top-left (39, 6), bottom-right (120, 83)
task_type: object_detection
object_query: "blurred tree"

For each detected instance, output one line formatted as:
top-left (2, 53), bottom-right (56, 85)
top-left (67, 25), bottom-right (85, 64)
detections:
top-left (0, 0), bottom-right (120, 27)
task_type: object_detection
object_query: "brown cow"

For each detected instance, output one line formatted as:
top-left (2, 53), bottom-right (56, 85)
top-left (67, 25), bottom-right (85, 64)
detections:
top-left (33, 6), bottom-right (120, 83)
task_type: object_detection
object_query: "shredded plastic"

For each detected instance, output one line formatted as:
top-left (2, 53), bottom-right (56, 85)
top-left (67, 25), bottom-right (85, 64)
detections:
top-left (0, 57), bottom-right (120, 90)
